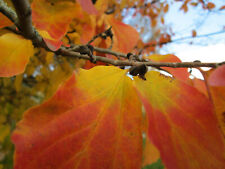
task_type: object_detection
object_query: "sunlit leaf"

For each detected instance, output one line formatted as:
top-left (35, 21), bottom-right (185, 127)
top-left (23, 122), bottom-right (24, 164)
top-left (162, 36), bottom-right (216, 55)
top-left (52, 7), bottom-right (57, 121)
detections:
top-left (106, 15), bottom-right (139, 53)
top-left (190, 78), bottom-right (208, 97)
top-left (134, 71), bottom-right (225, 169)
top-left (12, 66), bottom-right (143, 169)
top-left (148, 54), bottom-right (189, 81)
top-left (0, 33), bottom-right (34, 77)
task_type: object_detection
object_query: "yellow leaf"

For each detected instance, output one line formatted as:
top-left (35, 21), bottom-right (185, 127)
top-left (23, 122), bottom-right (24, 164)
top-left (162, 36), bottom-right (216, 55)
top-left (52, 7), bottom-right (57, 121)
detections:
top-left (0, 33), bottom-right (34, 77)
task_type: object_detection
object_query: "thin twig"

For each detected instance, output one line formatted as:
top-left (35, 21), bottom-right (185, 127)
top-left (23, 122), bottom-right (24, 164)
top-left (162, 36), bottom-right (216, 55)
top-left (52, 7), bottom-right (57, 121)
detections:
top-left (143, 30), bottom-right (225, 49)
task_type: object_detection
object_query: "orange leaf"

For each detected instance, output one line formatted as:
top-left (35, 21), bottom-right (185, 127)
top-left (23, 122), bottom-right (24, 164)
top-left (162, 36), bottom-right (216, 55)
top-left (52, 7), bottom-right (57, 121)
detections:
top-left (76, 0), bottom-right (98, 14)
top-left (0, 33), bottom-right (34, 77)
top-left (0, 13), bottom-right (12, 28)
top-left (190, 78), bottom-right (208, 96)
top-left (208, 66), bottom-right (225, 137)
top-left (209, 86), bottom-right (225, 137)
top-left (134, 71), bottom-right (225, 169)
top-left (12, 66), bottom-right (143, 169)
top-left (106, 15), bottom-right (139, 53)
top-left (207, 2), bottom-right (215, 9)
top-left (148, 54), bottom-right (189, 81)
top-left (164, 4), bottom-right (169, 13)
top-left (219, 5), bottom-right (225, 10)
top-left (192, 29), bottom-right (197, 37)
top-left (31, 0), bottom-right (75, 50)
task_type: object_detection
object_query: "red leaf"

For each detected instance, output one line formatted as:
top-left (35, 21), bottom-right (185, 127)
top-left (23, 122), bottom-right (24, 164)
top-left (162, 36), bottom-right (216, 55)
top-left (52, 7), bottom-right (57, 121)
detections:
top-left (12, 66), bottom-right (143, 169)
top-left (106, 15), bottom-right (140, 53)
top-left (208, 65), bottom-right (225, 86)
top-left (134, 71), bottom-right (225, 169)
top-left (0, 13), bottom-right (12, 28)
top-left (148, 54), bottom-right (189, 81)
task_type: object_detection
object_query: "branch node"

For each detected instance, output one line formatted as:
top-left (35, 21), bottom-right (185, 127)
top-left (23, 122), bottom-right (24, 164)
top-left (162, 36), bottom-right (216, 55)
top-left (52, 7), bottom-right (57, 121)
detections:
top-left (129, 64), bottom-right (148, 80)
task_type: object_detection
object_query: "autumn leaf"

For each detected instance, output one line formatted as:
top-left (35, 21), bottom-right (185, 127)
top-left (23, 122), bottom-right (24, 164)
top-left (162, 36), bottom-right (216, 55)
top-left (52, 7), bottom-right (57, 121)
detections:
top-left (208, 65), bottom-right (225, 86)
top-left (219, 5), bottom-right (225, 10)
top-left (106, 15), bottom-right (139, 53)
top-left (76, 0), bottom-right (98, 14)
top-left (189, 78), bottom-right (208, 96)
top-left (0, 13), bottom-right (12, 28)
top-left (208, 65), bottom-right (225, 137)
top-left (207, 2), bottom-right (215, 9)
top-left (134, 71), bottom-right (225, 169)
top-left (31, 0), bottom-right (75, 50)
top-left (0, 33), bottom-right (34, 77)
top-left (148, 54), bottom-right (189, 81)
top-left (163, 4), bottom-right (169, 13)
top-left (12, 66), bottom-right (143, 169)
top-left (94, 0), bottom-right (109, 14)
top-left (192, 30), bottom-right (197, 37)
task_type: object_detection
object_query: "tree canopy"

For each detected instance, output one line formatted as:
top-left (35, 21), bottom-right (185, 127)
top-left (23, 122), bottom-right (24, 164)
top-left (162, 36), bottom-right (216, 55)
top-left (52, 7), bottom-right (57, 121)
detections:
top-left (0, 0), bottom-right (225, 169)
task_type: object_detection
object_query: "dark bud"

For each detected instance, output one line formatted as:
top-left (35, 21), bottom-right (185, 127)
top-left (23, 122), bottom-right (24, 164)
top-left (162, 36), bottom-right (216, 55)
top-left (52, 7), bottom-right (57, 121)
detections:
top-left (79, 45), bottom-right (95, 63)
top-left (194, 60), bottom-right (201, 63)
top-left (87, 45), bottom-right (94, 54)
top-left (79, 46), bottom-right (91, 56)
top-left (129, 64), bottom-right (148, 80)
top-left (101, 34), bottom-right (107, 39)
top-left (127, 53), bottom-right (133, 59)
top-left (105, 27), bottom-right (113, 39)
top-left (120, 66), bottom-right (125, 69)
top-left (92, 0), bottom-right (97, 4)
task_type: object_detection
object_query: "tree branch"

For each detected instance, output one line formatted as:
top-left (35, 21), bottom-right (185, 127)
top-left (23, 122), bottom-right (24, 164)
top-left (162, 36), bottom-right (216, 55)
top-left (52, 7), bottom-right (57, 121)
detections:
top-left (0, 0), bottom-right (18, 24)
top-left (59, 47), bottom-right (224, 68)
top-left (1, 0), bottom-right (224, 69)
top-left (11, 0), bottom-right (45, 47)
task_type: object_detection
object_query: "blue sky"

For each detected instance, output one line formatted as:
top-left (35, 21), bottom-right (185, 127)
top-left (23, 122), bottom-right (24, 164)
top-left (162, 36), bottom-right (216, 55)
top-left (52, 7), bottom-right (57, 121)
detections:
top-left (161, 0), bottom-right (225, 77)
top-left (124, 0), bottom-right (225, 78)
